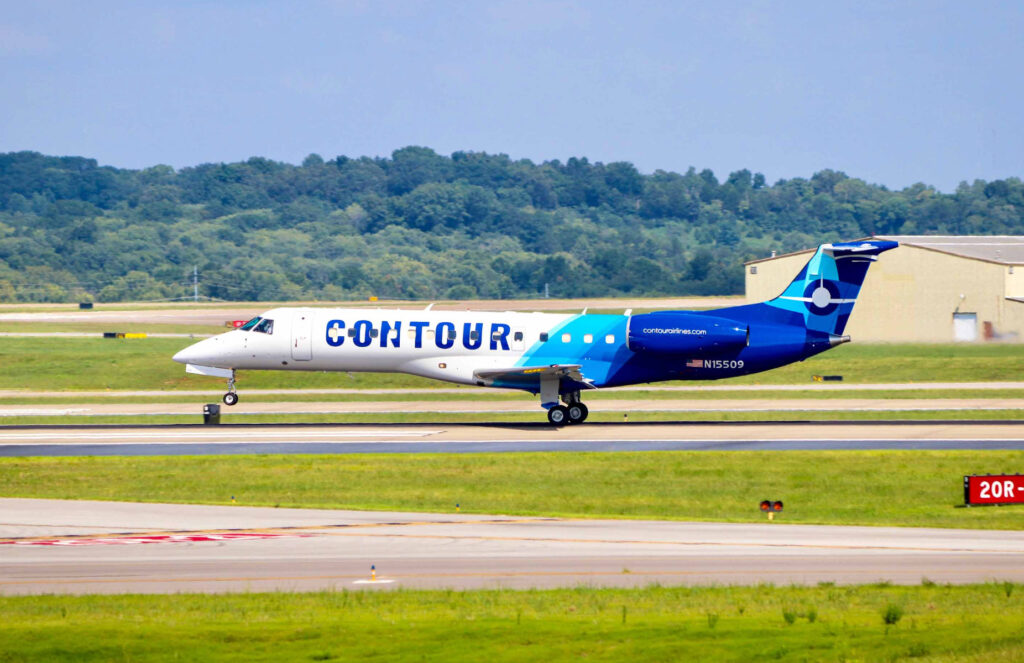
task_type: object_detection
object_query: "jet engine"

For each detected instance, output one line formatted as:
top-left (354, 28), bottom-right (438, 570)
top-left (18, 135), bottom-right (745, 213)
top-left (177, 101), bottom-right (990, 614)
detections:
top-left (626, 311), bottom-right (748, 355)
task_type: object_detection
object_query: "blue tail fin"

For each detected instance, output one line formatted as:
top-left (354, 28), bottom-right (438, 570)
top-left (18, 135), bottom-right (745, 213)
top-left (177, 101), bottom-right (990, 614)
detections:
top-left (765, 240), bottom-right (898, 335)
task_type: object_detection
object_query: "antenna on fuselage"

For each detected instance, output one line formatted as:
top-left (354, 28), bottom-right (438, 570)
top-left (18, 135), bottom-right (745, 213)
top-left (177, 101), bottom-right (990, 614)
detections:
top-left (624, 309), bottom-right (632, 316)
top-left (582, 307), bottom-right (588, 314)
top-left (424, 303), bottom-right (434, 311)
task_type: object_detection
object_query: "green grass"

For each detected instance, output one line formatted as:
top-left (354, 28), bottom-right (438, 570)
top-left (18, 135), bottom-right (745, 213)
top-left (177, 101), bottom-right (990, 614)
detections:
top-left (3, 451), bottom-right (1023, 529)
top-left (2, 584), bottom-right (1023, 662)
top-left (0, 387), bottom-right (1021, 404)
top-left (0, 337), bottom-right (443, 391)
top-left (1, 337), bottom-right (1023, 392)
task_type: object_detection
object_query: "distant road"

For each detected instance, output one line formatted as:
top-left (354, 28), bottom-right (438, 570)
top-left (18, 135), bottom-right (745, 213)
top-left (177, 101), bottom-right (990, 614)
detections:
top-left (0, 296), bottom-right (743, 326)
top-left (0, 332), bottom-right (209, 338)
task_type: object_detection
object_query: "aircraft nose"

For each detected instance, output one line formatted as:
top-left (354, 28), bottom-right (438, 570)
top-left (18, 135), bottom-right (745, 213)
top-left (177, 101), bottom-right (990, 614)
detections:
top-left (172, 341), bottom-right (199, 364)
top-left (172, 337), bottom-right (222, 365)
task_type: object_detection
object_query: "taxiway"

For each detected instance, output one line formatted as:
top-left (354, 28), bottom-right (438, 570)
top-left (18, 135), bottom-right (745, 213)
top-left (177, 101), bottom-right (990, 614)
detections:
top-left (3, 498), bottom-right (1023, 595)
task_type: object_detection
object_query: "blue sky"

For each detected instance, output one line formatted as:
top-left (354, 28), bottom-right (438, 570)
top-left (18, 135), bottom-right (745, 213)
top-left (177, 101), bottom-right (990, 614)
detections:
top-left (1, 0), bottom-right (1021, 191)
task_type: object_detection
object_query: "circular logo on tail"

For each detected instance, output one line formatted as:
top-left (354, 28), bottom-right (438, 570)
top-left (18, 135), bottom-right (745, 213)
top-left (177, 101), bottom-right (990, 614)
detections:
top-left (803, 280), bottom-right (840, 315)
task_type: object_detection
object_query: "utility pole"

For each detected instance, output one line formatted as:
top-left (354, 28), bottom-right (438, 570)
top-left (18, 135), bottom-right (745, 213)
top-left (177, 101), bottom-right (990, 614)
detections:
top-left (193, 266), bottom-right (198, 302)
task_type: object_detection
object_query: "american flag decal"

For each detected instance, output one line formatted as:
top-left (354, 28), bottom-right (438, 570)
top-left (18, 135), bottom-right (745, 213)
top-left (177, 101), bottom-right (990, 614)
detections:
top-left (686, 359), bottom-right (703, 368)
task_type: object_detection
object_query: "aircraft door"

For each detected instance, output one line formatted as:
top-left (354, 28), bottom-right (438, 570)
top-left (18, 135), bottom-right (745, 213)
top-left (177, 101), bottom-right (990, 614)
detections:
top-left (292, 311), bottom-right (313, 361)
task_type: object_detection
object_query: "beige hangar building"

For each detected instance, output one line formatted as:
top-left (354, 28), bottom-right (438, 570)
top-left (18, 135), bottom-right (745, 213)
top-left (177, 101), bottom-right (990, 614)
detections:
top-left (744, 236), bottom-right (1024, 343)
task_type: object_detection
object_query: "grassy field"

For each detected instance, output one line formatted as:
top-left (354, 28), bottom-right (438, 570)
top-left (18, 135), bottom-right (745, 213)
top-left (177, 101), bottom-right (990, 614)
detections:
top-left (1, 337), bottom-right (1024, 392)
top-left (1, 387), bottom-right (1022, 404)
top-left (2, 584), bottom-right (1023, 662)
top-left (3, 451), bottom-right (1023, 529)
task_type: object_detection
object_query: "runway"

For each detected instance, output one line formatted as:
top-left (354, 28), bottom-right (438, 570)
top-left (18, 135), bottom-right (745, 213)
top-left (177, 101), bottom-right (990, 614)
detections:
top-left (2, 498), bottom-right (1022, 595)
top-left (2, 421), bottom-right (1024, 455)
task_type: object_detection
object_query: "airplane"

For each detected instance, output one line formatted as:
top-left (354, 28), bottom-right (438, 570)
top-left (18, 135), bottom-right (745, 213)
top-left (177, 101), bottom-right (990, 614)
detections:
top-left (172, 239), bottom-right (897, 425)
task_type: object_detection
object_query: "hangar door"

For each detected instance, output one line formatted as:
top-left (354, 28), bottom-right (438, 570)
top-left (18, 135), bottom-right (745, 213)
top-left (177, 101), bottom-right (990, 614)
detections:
top-left (292, 312), bottom-right (313, 360)
top-left (953, 312), bottom-right (977, 342)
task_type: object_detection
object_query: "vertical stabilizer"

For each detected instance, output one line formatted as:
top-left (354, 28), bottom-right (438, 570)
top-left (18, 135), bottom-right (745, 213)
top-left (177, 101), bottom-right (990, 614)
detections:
top-left (766, 240), bottom-right (898, 335)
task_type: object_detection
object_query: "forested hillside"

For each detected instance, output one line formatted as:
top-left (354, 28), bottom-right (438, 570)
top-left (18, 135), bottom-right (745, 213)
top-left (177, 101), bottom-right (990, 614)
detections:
top-left (0, 148), bottom-right (1021, 302)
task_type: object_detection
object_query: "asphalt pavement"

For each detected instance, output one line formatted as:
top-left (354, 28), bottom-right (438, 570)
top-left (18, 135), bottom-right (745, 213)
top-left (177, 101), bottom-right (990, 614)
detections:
top-left (3, 499), bottom-right (1023, 595)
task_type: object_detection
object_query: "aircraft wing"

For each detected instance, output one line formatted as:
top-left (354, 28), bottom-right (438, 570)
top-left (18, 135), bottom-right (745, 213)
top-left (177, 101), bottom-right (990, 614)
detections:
top-left (473, 364), bottom-right (597, 390)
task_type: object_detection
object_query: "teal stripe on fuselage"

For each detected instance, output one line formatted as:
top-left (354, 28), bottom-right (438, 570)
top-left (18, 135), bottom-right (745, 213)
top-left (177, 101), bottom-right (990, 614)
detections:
top-left (514, 314), bottom-right (632, 386)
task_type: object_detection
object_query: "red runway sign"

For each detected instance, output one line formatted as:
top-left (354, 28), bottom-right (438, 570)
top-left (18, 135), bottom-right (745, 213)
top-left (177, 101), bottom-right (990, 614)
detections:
top-left (964, 475), bottom-right (1024, 506)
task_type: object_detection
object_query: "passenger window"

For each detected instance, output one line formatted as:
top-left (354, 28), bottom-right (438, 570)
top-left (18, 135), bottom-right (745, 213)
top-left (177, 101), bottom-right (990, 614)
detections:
top-left (370, 328), bottom-right (379, 338)
top-left (254, 318), bottom-right (274, 335)
top-left (448, 329), bottom-right (457, 341)
top-left (491, 331), bottom-right (502, 340)
top-left (240, 317), bottom-right (261, 331)
top-left (540, 333), bottom-right (549, 342)
top-left (583, 334), bottom-right (593, 343)
top-left (348, 328), bottom-right (356, 338)
top-left (514, 331), bottom-right (523, 341)
top-left (561, 333), bottom-right (571, 343)
top-left (605, 334), bottom-right (615, 344)
top-left (470, 330), bottom-right (480, 341)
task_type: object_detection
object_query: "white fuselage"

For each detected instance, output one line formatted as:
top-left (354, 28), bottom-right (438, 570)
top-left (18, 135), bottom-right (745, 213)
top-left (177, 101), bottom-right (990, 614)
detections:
top-left (174, 307), bottom-right (575, 387)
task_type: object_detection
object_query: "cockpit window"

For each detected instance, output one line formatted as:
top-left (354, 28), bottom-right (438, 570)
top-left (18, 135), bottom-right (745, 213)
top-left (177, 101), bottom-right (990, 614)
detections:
top-left (240, 317), bottom-right (261, 331)
top-left (253, 318), bottom-right (274, 335)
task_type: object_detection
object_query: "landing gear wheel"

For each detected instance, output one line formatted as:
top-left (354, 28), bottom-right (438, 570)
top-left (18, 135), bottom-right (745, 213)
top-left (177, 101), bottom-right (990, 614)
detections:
top-left (567, 402), bottom-right (589, 424)
top-left (547, 405), bottom-right (569, 426)
top-left (223, 392), bottom-right (238, 406)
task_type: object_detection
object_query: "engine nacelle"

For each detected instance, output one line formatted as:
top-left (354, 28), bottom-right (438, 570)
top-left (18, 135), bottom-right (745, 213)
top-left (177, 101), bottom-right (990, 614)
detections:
top-left (627, 311), bottom-right (748, 355)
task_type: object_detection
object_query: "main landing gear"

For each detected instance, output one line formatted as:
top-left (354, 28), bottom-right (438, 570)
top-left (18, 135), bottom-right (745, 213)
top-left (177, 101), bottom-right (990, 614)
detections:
top-left (222, 370), bottom-right (239, 406)
top-left (546, 391), bottom-right (589, 426)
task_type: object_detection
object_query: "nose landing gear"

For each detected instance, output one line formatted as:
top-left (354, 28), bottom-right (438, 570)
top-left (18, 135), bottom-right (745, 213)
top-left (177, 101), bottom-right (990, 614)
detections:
top-left (223, 370), bottom-right (238, 406)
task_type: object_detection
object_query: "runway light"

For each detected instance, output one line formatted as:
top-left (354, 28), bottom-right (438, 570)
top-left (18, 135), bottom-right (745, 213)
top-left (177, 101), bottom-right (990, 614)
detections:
top-left (760, 500), bottom-right (783, 520)
top-left (371, 564), bottom-right (376, 581)
top-left (231, 495), bottom-right (236, 504)
top-left (456, 503), bottom-right (460, 513)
